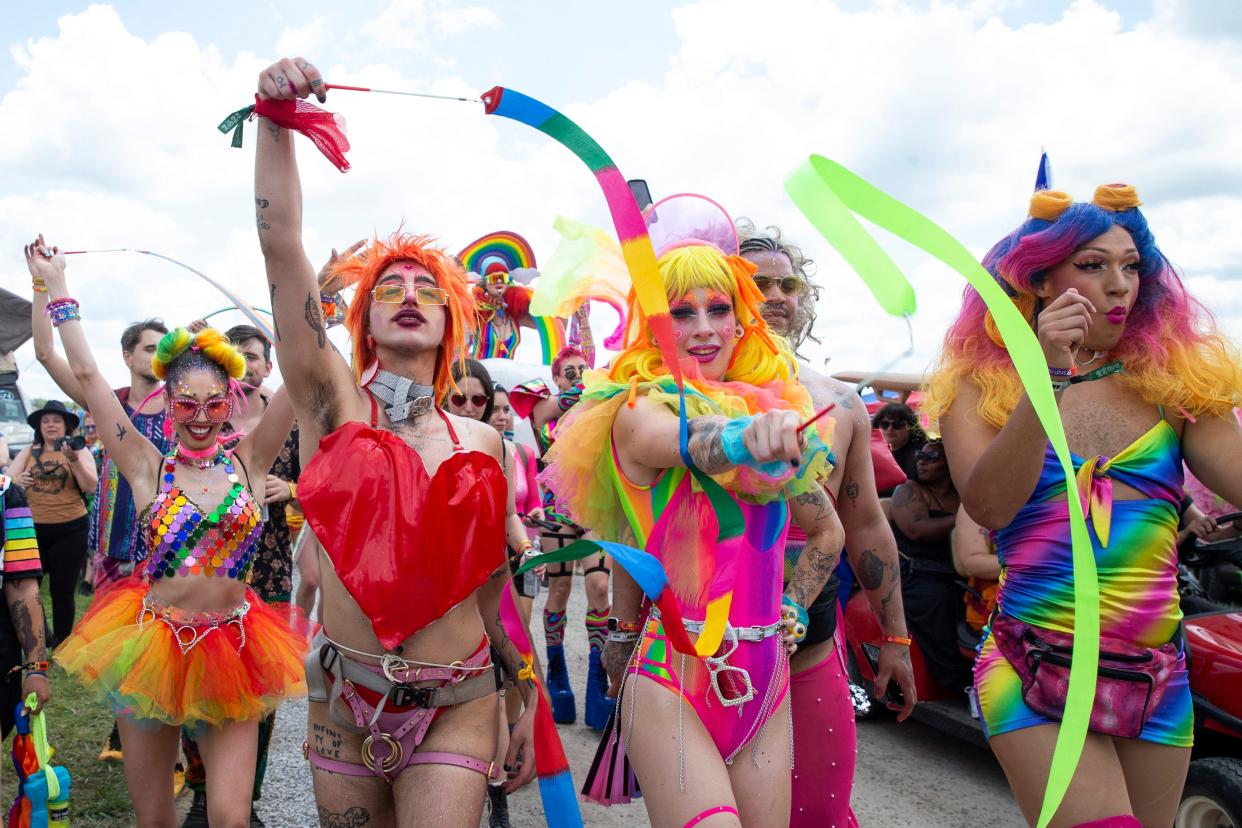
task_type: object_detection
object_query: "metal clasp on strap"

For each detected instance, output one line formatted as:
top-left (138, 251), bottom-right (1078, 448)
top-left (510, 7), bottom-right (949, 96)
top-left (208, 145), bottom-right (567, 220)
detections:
top-left (390, 683), bottom-right (435, 709)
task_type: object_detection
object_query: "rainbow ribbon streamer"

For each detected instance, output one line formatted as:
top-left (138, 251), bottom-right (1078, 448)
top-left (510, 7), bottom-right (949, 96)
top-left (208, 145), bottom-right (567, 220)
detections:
top-left (482, 86), bottom-right (744, 658)
top-left (784, 155), bottom-right (1097, 828)
top-left (481, 87), bottom-right (679, 386)
top-left (531, 314), bottom-right (566, 364)
top-left (498, 587), bottom-right (582, 828)
top-left (63, 249), bottom-right (275, 343)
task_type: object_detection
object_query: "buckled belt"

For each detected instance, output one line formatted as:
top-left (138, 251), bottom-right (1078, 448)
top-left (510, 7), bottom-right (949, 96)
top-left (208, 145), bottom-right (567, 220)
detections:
top-left (680, 618), bottom-right (785, 642)
top-left (304, 634), bottom-right (499, 734)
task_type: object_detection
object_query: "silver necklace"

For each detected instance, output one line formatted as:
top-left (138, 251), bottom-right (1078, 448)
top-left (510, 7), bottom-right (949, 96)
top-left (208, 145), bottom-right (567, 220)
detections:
top-left (1075, 350), bottom-right (1105, 368)
top-left (368, 369), bottom-right (434, 425)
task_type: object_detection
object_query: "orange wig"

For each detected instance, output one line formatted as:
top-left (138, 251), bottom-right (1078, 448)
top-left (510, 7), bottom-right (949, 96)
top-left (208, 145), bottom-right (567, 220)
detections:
top-left (330, 231), bottom-right (477, 402)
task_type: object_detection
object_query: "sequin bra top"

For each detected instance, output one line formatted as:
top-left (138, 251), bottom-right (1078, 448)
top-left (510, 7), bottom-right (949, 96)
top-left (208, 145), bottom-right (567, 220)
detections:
top-left (142, 451), bottom-right (262, 581)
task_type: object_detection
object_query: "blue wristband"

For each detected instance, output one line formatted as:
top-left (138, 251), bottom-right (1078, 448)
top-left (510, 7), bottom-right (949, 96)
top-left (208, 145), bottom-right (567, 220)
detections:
top-left (720, 415), bottom-right (791, 477)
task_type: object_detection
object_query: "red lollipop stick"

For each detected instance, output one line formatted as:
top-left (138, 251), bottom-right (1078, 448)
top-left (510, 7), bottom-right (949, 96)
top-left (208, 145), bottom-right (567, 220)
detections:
top-left (797, 402), bottom-right (837, 435)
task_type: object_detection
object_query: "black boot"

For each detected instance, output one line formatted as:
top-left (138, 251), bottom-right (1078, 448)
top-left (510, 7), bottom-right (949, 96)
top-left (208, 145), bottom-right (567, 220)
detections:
top-left (180, 791), bottom-right (208, 828)
top-left (487, 783), bottom-right (511, 828)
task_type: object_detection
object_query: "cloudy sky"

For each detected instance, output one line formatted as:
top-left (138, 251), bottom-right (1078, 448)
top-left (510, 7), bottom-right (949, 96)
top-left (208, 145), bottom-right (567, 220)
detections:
top-left (3, 0), bottom-right (1241, 400)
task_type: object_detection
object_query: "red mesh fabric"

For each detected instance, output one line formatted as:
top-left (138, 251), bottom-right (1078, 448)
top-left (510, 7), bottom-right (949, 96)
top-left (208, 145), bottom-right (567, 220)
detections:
top-left (253, 95), bottom-right (351, 172)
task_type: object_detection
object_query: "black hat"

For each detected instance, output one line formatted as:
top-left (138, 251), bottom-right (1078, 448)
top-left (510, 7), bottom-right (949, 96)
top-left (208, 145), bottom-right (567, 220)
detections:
top-left (27, 400), bottom-right (80, 435)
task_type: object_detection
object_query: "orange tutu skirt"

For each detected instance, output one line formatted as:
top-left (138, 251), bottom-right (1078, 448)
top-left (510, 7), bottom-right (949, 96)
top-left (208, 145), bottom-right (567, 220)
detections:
top-left (55, 580), bottom-right (308, 725)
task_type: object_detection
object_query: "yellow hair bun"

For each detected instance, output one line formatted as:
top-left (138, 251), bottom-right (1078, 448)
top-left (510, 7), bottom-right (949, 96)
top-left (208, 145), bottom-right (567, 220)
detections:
top-left (193, 328), bottom-right (247, 380)
top-left (1092, 183), bottom-right (1142, 212)
top-left (1029, 190), bottom-right (1074, 222)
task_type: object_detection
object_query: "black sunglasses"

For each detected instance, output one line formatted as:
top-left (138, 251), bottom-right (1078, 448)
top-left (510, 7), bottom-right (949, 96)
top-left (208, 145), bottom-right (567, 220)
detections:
top-left (916, 450), bottom-right (945, 462)
top-left (450, 393), bottom-right (489, 408)
top-left (875, 419), bottom-right (909, 430)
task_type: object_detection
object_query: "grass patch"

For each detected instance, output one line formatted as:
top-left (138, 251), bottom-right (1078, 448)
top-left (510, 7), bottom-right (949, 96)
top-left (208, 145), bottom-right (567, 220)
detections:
top-left (23, 584), bottom-right (134, 826)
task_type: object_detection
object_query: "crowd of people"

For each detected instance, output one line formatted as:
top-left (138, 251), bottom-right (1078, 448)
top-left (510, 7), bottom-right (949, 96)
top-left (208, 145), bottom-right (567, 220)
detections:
top-left (1, 53), bottom-right (1241, 828)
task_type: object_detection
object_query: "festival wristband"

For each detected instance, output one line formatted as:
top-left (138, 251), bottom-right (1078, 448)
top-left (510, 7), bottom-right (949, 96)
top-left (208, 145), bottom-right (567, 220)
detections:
top-left (721, 416), bottom-right (791, 477)
top-left (1048, 366), bottom-right (1072, 378)
top-left (781, 596), bottom-right (809, 643)
top-left (883, 635), bottom-right (913, 647)
top-left (606, 631), bottom-right (641, 644)
top-left (45, 298), bottom-right (81, 327)
top-left (287, 481), bottom-right (298, 502)
top-left (9, 660), bottom-right (50, 675)
top-left (321, 293), bottom-right (342, 328)
top-left (607, 617), bottom-right (643, 634)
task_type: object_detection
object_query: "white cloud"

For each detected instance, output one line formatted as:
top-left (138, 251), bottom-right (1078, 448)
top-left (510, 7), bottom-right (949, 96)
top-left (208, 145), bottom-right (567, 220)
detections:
top-left (361, 0), bottom-right (500, 48)
top-left (275, 15), bottom-right (330, 57)
top-left (431, 6), bottom-right (500, 35)
top-left (3, 1), bottom-right (1241, 404)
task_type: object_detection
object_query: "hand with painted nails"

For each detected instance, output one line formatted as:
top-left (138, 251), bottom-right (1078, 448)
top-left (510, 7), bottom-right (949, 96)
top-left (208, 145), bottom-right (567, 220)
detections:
top-left (1037, 287), bottom-right (1095, 371)
top-left (257, 56), bottom-right (326, 104)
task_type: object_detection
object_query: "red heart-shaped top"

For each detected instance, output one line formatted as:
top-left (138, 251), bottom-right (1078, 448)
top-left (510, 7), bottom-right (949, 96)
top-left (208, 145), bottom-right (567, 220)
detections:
top-left (300, 421), bottom-right (506, 649)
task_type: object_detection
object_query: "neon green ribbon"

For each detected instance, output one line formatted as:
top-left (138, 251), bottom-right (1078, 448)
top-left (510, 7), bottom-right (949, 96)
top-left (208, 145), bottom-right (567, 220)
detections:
top-left (785, 155), bottom-right (1099, 828)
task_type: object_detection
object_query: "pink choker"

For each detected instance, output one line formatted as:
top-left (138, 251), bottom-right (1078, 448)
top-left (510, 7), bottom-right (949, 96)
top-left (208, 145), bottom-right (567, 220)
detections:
top-left (175, 441), bottom-right (223, 469)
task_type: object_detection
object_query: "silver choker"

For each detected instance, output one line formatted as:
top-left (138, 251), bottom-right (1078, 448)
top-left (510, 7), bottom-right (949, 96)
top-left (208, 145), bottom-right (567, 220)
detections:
top-left (368, 369), bottom-right (434, 424)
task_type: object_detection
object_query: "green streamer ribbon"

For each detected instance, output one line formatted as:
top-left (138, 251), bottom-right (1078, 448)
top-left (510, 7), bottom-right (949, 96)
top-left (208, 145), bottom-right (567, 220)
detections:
top-left (217, 105), bottom-right (255, 149)
top-left (785, 155), bottom-right (1099, 828)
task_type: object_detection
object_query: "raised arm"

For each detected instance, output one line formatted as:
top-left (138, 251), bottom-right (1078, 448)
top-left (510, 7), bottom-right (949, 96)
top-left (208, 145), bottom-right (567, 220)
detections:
top-left (253, 57), bottom-right (359, 434)
top-left (68, 440), bottom-right (98, 495)
top-left (25, 238), bottom-right (160, 499)
top-left (235, 386), bottom-right (296, 484)
top-left (29, 289), bottom-right (87, 408)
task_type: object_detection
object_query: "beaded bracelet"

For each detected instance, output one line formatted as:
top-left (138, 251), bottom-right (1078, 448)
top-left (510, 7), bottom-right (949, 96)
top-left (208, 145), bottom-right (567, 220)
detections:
top-left (321, 293), bottom-right (343, 329)
top-left (45, 298), bottom-right (81, 327)
top-left (31, 278), bottom-right (48, 294)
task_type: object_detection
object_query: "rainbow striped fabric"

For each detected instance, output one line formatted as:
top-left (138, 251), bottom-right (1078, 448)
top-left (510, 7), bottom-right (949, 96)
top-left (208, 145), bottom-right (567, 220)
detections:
top-left (1, 477), bottom-right (41, 577)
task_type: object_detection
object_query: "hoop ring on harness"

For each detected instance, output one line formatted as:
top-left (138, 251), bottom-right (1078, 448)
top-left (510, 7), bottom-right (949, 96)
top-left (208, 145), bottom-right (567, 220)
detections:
top-left (361, 731), bottom-right (405, 775)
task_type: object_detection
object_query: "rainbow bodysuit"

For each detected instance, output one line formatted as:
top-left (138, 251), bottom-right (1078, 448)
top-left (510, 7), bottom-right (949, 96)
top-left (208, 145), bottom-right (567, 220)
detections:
top-left (610, 435), bottom-right (793, 763)
top-left (974, 408), bottom-right (1193, 746)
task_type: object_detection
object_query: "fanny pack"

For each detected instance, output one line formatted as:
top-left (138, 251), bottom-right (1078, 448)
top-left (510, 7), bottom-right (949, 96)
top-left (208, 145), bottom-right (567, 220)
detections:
top-left (989, 614), bottom-right (1179, 740)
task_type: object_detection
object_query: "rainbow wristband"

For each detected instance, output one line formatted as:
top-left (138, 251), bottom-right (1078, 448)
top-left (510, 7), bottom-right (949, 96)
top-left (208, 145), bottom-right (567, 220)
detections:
top-left (45, 298), bottom-right (81, 327)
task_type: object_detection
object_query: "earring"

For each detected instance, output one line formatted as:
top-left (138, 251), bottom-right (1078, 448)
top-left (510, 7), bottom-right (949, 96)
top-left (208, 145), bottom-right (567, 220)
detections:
top-left (734, 325), bottom-right (744, 340)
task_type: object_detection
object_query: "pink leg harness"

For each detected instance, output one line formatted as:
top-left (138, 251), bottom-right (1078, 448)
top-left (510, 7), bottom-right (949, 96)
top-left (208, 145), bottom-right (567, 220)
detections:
top-left (305, 641), bottom-right (500, 783)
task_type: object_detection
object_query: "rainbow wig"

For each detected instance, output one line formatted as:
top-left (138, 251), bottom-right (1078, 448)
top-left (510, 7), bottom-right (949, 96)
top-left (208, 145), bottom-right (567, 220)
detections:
top-left (153, 327), bottom-right (246, 384)
top-left (609, 244), bottom-right (796, 393)
top-left (330, 231), bottom-right (477, 403)
top-left (924, 184), bottom-right (1242, 429)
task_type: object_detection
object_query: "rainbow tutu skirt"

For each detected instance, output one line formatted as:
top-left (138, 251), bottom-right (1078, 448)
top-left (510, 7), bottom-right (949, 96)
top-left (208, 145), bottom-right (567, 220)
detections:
top-left (55, 580), bottom-right (308, 726)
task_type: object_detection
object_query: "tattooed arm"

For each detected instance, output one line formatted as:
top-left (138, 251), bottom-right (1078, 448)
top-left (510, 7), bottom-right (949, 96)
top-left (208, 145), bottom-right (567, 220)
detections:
top-left (5, 578), bottom-right (50, 713)
top-left (613, 394), bottom-right (805, 480)
top-left (476, 568), bottom-right (539, 792)
top-left (890, 482), bottom-right (957, 542)
top-left (254, 57), bottom-right (361, 435)
top-left (785, 488), bottom-right (847, 609)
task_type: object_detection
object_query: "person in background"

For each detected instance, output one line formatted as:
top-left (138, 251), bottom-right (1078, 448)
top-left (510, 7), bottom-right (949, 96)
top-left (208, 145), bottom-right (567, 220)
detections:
top-left (0, 473), bottom-right (53, 739)
top-left (890, 439), bottom-right (972, 692)
top-left (872, 402), bottom-right (927, 495)
top-left (738, 218), bottom-right (915, 826)
top-left (8, 400), bottom-right (97, 647)
top-left (951, 507), bottom-right (1000, 641)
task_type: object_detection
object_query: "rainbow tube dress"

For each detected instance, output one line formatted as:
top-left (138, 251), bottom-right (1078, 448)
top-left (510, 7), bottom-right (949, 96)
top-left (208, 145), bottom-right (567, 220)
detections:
top-left (974, 412), bottom-right (1193, 746)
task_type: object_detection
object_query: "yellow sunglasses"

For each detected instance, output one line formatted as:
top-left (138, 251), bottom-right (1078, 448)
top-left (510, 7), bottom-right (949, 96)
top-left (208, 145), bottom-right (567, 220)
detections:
top-left (371, 284), bottom-right (448, 305)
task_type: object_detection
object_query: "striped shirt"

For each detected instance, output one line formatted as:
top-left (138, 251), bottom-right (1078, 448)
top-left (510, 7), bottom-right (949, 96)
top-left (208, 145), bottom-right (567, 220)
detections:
top-left (1, 476), bottom-right (42, 579)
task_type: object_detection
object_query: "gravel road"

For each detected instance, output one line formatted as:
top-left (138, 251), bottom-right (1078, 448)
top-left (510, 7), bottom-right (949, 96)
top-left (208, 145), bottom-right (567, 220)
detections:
top-left (200, 574), bottom-right (1024, 827)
